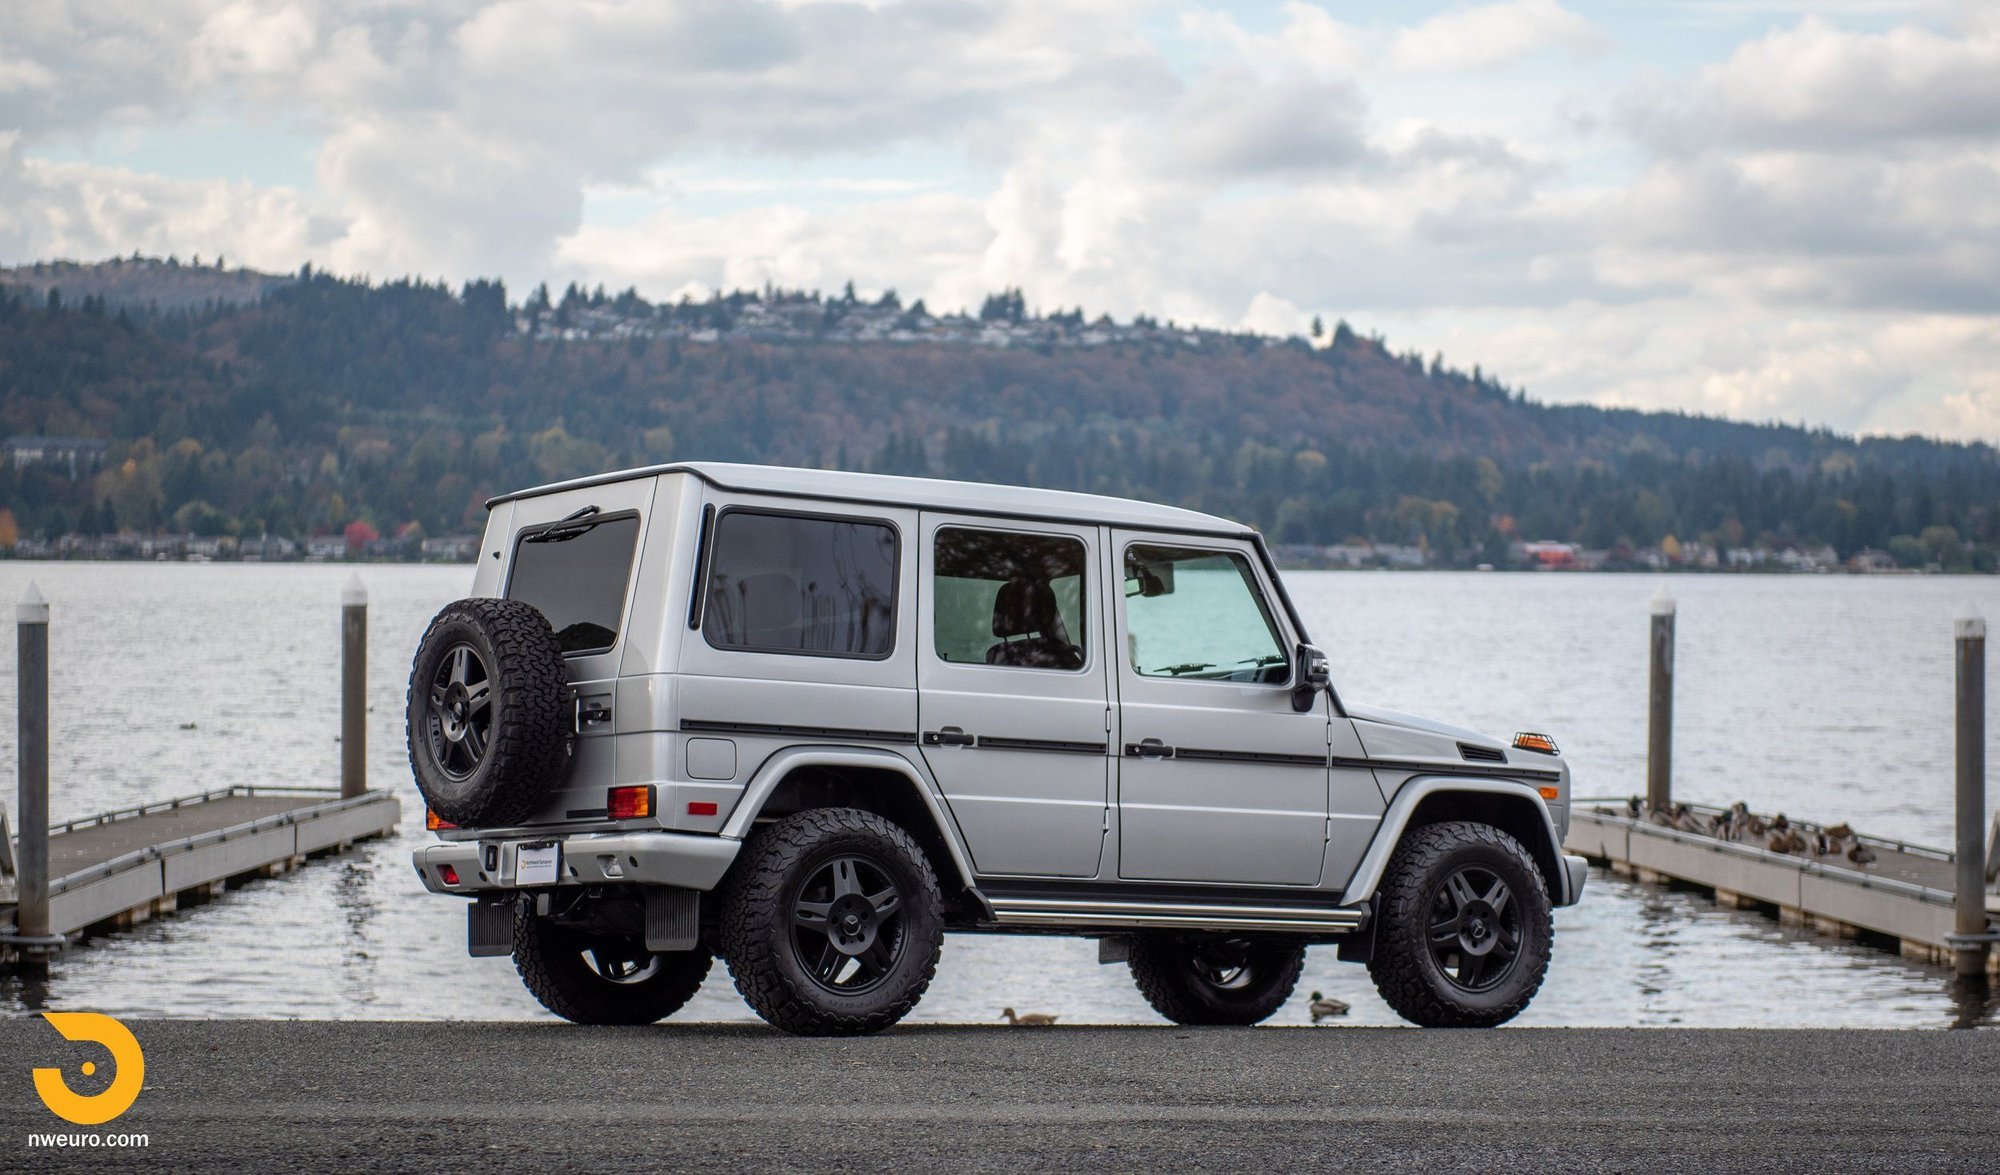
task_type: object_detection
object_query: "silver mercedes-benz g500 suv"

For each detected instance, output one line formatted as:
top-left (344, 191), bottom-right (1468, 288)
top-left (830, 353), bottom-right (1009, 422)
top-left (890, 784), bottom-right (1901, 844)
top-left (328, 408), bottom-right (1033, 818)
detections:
top-left (409, 462), bottom-right (1584, 1034)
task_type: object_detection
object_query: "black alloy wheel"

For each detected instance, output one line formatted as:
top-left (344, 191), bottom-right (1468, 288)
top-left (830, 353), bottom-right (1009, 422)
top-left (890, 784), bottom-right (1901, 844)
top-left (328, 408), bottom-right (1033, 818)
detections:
top-left (1128, 932), bottom-right (1305, 1026)
top-left (425, 643), bottom-right (494, 780)
top-left (1426, 864), bottom-right (1523, 993)
top-left (790, 855), bottom-right (907, 994)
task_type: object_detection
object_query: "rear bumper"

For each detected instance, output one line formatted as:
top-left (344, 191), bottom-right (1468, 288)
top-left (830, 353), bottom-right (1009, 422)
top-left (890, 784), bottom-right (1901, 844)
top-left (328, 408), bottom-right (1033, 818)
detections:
top-left (1558, 853), bottom-right (1589, 907)
top-left (414, 829), bottom-right (741, 895)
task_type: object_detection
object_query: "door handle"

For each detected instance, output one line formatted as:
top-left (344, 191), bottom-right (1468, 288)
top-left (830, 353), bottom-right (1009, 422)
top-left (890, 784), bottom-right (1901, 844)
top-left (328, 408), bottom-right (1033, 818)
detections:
top-left (924, 726), bottom-right (977, 747)
top-left (1124, 737), bottom-right (1175, 759)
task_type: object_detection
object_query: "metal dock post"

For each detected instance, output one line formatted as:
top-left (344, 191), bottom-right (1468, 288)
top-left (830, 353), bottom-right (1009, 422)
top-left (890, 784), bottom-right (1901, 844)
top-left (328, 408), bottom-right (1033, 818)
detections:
top-left (1952, 604), bottom-right (1991, 977)
top-left (10, 583), bottom-right (62, 969)
top-left (341, 576), bottom-right (367, 800)
top-left (1647, 584), bottom-right (1675, 815)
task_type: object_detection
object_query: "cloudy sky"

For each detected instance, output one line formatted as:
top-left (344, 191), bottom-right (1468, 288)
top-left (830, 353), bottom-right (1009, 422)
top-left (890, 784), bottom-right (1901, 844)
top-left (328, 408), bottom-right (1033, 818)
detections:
top-left (3, 1), bottom-right (1997, 440)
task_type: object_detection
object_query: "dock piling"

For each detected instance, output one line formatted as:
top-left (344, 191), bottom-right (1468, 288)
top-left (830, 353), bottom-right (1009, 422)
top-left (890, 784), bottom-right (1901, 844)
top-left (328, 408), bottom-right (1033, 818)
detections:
top-left (1953, 603), bottom-right (1990, 977)
top-left (341, 576), bottom-right (367, 800)
top-left (13, 582), bottom-right (56, 969)
top-left (1647, 584), bottom-right (1675, 815)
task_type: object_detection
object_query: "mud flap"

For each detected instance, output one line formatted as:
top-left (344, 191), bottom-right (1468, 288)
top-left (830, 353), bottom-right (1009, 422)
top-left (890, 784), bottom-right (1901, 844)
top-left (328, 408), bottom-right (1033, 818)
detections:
top-left (468, 895), bottom-right (515, 957)
top-left (644, 888), bottom-right (699, 953)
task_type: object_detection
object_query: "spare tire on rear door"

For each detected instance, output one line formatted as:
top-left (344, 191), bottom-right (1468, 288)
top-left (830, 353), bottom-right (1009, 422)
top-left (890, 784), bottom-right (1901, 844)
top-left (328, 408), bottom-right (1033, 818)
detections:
top-left (407, 597), bottom-right (574, 827)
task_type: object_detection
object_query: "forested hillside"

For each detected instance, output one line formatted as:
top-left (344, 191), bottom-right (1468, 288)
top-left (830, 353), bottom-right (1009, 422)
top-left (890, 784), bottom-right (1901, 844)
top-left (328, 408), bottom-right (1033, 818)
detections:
top-left (2, 265), bottom-right (1996, 569)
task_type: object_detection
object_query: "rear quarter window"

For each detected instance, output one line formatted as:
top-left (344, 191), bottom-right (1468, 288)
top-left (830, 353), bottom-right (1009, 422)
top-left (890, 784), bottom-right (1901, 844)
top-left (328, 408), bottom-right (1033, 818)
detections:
top-left (702, 510), bottom-right (898, 659)
top-left (506, 514), bottom-right (642, 655)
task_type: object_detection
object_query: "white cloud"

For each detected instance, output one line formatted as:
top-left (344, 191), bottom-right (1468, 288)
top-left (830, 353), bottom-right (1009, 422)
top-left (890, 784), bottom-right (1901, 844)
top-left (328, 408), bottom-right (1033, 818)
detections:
top-left (1, 1), bottom-right (1997, 439)
top-left (1386, 0), bottom-right (1606, 74)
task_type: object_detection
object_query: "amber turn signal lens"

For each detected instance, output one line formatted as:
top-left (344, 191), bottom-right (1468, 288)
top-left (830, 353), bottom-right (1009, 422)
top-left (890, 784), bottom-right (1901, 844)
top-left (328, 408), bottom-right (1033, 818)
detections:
top-left (425, 808), bottom-right (457, 831)
top-left (1513, 732), bottom-right (1560, 756)
top-left (1538, 786), bottom-right (1560, 801)
top-left (607, 785), bottom-right (655, 821)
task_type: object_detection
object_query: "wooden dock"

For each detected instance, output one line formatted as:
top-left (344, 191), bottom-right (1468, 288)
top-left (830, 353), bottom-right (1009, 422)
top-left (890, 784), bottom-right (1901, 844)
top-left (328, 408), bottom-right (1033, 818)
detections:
top-left (1, 785), bottom-right (400, 961)
top-left (1565, 798), bottom-right (1999, 969)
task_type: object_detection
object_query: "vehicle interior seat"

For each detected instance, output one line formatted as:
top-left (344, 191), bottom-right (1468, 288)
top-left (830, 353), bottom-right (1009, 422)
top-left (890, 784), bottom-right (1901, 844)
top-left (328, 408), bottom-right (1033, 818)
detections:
top-left (986, 577), bottom-right (1084, 669)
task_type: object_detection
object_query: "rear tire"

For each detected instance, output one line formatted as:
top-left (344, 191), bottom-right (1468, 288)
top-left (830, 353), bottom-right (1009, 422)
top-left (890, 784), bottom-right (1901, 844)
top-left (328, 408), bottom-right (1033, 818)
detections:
top-left (513, 912), bottom-right (711, 1025)
top-left (719, 808), bottom-right (944, 1036)
top-left (1366, 820), bottom-right (1552, 1028)
top-left (1128, 933), bottom-right (1305, 1026)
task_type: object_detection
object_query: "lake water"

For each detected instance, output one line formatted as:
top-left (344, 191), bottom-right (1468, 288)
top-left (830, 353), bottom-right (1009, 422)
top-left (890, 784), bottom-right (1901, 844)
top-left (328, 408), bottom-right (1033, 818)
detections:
top-left (1, 563), bottom-right (1995, 1027)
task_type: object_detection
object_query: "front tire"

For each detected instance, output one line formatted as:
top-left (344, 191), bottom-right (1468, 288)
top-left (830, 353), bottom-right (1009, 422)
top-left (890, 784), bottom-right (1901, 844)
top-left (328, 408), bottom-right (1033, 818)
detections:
top-left (719, 808), bottom-right (944, 1036)
top-left (513, 912), bottom-right (711, 1025)
top-left (1128, 934), bottom-right (1305, 1026)
top-left (1366, 820), bottom-right (1552, 1028)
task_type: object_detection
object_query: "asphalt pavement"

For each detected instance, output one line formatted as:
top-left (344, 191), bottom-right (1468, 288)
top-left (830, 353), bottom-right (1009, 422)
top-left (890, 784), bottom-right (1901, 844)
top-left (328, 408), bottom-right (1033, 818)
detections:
top-left (2, 1020), bottom-right (1997, 1172)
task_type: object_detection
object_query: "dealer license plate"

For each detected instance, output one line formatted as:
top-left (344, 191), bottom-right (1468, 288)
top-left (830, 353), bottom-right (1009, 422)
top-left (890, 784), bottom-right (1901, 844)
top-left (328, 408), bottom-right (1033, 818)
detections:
top-left (515, 842), bottom-right (560, 886)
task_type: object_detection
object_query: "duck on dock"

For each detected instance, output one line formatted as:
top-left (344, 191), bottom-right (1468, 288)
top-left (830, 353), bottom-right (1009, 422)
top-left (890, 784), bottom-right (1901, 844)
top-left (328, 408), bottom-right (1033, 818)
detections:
top-left (1847, 841), bottom-right (1877, 867)
top-left (1308, 992), bottom-right (1350, 1022)
top-left (1000, 1007), bottom-right (1058, 1026)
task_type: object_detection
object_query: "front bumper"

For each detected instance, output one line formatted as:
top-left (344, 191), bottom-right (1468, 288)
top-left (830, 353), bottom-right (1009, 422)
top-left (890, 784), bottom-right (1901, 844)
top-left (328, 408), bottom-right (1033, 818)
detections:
top-left (1558, 853), bottom-right (1588, 907)
top-left (414, 829), bottom-right (741, 895)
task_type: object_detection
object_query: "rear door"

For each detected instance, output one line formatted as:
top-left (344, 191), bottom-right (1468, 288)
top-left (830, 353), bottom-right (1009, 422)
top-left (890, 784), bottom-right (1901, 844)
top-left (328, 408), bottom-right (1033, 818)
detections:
top-left (1111, 534), bottom-right (1330, 886)
top-left (917, 516), bottom-right (1109, 878)
top-left (500, 477), bottom-right (656, 822)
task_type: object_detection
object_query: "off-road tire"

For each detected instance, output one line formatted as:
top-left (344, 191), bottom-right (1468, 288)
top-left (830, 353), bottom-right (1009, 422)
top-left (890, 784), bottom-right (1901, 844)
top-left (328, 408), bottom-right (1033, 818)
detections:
top-left (718, 808), bottom-right (944, 1036)
top-left (1128, 933), bottom-right (1306, 1026)
top-left (513, 911), bottom-right (711, 1025)
top-left (407, 597), bottom-right (572, 826)
top-left (1367, 820), bottom-right (1552, 1028)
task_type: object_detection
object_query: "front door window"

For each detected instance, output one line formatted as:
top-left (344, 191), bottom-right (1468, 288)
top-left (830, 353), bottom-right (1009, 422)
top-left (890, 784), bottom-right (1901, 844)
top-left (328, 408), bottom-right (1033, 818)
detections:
top-left (1122, 545), bottom-right (1286, 684)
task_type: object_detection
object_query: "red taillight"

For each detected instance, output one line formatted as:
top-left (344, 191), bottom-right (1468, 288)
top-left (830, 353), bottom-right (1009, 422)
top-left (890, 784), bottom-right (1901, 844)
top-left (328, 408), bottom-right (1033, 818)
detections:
top-left (607, 785), bottom-right (655, 820)
top-left (426, 808), bottom-right (457, 831)
top-left (438, 864), bottom-right (460, 886)
top-left (688, 801), bottom-right (719, 817)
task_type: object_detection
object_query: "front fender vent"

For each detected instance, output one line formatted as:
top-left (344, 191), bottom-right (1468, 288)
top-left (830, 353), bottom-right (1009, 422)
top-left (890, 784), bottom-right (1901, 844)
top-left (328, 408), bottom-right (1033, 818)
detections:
top-left (1458, 742), bottom-right (1508, 764)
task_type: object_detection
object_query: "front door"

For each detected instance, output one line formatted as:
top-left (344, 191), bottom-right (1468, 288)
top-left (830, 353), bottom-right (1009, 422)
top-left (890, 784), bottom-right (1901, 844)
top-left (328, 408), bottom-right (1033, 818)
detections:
top-left (1112, 535), bottom-right (1330, 886)
top-left (918, 517), bottom-right (1110, 878)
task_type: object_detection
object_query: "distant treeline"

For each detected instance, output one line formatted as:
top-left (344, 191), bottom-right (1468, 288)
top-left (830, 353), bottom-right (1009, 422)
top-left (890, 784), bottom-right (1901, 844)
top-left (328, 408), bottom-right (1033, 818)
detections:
top-left (1, 269), bottom-right (1997, 569)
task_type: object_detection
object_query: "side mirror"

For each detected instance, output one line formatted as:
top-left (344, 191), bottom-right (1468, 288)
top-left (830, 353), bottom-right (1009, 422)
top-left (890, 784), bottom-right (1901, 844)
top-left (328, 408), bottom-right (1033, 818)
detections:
top-left (1291, 643), bottom-right (1331, 713)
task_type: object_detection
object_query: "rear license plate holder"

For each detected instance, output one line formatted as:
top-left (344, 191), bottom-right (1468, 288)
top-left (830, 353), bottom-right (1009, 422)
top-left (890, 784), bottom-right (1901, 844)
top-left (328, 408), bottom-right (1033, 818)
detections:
top-left (515, 841), bottom-right (560, 886)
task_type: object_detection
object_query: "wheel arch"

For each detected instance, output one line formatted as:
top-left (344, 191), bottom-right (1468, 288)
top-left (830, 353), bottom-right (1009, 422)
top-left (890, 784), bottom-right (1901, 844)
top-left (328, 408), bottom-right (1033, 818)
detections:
top-left (1341, 777), bottom-right (1570, 906)
top-left (721, 746), bottom-right (978, 896)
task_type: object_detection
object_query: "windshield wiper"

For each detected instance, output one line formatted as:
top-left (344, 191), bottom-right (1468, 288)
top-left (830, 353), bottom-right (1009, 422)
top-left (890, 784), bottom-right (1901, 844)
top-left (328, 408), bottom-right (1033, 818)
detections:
top-left (525, 505), bottom-right (603, 543)
top-left (1159, 662), bottom-right (1216, 676)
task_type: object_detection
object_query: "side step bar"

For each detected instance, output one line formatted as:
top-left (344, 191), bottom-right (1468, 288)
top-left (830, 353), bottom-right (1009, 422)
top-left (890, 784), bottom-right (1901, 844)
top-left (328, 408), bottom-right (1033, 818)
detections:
top-left (985, 896), bottom-right (1367, 935)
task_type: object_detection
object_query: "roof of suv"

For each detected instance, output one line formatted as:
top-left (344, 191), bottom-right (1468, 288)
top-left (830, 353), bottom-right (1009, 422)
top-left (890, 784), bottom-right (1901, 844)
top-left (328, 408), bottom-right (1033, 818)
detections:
top-left (489, 461), bottom-right (1252, 537)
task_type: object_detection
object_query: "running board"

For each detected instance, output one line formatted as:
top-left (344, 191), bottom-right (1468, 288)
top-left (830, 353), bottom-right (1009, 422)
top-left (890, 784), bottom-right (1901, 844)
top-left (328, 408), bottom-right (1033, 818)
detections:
top-left (985, 896), bottom-right (1367, 935)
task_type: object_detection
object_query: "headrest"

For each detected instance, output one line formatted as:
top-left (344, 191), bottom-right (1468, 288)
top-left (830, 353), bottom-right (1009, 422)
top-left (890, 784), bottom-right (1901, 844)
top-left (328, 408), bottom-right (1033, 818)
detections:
top-left (991, 577), bottom-right (1065, 640)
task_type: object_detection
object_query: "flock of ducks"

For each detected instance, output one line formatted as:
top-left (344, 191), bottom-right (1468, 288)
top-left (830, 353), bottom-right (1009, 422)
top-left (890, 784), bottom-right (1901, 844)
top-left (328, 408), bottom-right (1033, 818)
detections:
top-left (1629, 798), bottom-right (1878, 866)
top-left (996, 991), bottom-right (1352, 1026)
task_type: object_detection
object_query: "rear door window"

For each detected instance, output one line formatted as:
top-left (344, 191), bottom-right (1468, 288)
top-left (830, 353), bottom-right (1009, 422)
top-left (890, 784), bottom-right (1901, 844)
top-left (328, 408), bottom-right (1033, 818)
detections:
top-left (702, 511), bottom-right (899, 658)
top-left (933, 527), bottom-right (1087, 670)
top-left (507, 514), bottom-right (642, 655)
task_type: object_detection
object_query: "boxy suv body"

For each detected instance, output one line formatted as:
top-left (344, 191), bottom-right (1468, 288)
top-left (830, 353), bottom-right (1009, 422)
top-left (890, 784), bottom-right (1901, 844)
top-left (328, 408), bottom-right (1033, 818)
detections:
top-left (410, 463), bottom-right (1586, 1033)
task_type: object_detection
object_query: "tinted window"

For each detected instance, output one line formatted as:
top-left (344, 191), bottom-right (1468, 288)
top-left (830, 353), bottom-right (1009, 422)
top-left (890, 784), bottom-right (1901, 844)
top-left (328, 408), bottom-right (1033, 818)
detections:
top-left (1122, 545), bottom-right (1285, 683)
top-left (703, 512), bottom-right (898, 658)
top-left (508, 514), bottom-right (642, 655)
top-left (934, 527), bottom-right (1087, 671)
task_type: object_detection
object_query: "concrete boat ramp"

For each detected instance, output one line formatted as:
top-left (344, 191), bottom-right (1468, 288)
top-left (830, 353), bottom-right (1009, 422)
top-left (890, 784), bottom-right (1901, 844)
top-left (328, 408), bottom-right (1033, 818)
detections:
top-left (2, 787), bottom-right (400, 964)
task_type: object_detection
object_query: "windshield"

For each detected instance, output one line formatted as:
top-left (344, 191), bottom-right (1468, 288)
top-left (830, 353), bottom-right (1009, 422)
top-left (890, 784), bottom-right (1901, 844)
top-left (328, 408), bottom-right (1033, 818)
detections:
top-left (507, 514), bottom-right (642, 655)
